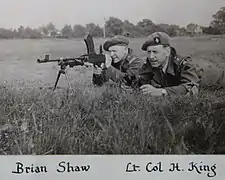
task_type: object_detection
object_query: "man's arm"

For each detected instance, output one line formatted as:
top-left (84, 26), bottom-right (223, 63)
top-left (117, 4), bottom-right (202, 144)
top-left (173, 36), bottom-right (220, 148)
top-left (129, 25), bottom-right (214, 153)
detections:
top-left (92, 54), bottom-right (112, 86)
top-left (164, 57), bottom-right (201, 97)
top-left (126, 57), bottom-right (145, 76)
top-left (92, 62), bottom-right (127, 86)
top-left (93, 56), bottom-right (144, 87)
top-left (102, 56), bottom-right (144, 85)
top-left (92, 70), bottom-right (109, 86)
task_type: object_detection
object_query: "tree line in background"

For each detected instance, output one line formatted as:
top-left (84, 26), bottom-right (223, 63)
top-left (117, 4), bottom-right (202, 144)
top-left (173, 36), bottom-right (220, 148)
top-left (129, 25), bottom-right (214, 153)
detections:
top-left (0, 7), bottom-right (224, 39)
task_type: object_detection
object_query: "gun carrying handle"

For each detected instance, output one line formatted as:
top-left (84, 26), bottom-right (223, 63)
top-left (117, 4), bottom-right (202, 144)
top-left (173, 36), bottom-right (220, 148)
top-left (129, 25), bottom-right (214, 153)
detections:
top-left (99, 44), bottom-right (103, 54)
top-left (84, 33), bottom-right (96, 54)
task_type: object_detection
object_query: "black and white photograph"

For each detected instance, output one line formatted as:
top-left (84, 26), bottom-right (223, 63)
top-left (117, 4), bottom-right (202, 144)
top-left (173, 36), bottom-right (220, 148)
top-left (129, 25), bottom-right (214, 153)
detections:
top-left (0, 0), bottom-right (225, 155)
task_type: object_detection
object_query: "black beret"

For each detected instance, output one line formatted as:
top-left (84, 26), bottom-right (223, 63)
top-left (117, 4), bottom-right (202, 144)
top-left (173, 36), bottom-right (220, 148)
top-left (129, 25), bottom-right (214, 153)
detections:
top-left (141, 32), bottom-right (170, 51)
top-left (103, 35), bottom-right (129, 51)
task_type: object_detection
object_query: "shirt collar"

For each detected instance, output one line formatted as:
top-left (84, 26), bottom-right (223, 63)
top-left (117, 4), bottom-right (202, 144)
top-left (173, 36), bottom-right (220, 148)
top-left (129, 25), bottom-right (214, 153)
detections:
top-left (165, 55), bottom-right (175, 76)
top-left (164, 47), bottom-right (176, 76)
top-left (162, 58), bottom-right (169, 73)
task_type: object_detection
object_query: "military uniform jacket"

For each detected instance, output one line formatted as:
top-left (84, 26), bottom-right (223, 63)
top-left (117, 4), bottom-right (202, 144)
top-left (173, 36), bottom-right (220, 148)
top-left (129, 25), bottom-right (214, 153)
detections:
top-left (92, 51), bottom-right (144, 87)
top-left (138, 47), bottom-right (201, 97)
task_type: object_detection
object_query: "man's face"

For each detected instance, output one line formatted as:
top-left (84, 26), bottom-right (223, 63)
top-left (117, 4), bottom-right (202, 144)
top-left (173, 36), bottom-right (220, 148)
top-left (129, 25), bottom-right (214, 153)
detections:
top-left (108, 45), bottom-right (128, 63)
top-left (146, 45), bottom-right (170, 67)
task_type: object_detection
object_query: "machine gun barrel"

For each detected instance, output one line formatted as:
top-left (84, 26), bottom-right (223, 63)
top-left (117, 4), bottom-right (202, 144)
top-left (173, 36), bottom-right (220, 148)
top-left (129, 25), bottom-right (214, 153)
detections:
top-left (37, 55), bottom-right (87, 64)
top-left (36, 33), bottom-right (105, 91)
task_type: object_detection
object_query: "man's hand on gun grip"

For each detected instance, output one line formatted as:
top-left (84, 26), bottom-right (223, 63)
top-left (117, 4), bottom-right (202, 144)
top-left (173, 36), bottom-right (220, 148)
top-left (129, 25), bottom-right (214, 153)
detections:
top-left (93, 54), bottom-right (112, 74)
top-left (93, 64), bottom-right (104, 75)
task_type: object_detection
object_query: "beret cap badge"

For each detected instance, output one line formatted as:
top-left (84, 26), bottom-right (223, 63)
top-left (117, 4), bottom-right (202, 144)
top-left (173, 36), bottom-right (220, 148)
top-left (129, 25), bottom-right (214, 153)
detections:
top-left (154, 37), bottom-right (160, 44)
top-left (141, 32), bottom-right (170, 51)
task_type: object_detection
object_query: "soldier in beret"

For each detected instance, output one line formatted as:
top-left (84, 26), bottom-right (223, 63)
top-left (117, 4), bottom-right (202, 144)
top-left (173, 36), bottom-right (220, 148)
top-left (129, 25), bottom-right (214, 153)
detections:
top-left (135, 32), bottom-right (201, 97)
top-left (92, 35), bottom-right (144, 89)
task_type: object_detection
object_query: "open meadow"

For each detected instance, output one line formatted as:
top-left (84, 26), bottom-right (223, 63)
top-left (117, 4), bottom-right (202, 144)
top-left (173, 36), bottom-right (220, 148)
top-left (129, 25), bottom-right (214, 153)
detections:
top-left (0, 35), bottom-right (225, 155)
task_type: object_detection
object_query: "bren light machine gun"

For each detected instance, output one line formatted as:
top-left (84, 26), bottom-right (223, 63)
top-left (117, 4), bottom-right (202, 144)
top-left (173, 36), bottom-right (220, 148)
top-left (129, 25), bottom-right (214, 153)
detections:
top-left (36, 33), bottom-right (105, 91)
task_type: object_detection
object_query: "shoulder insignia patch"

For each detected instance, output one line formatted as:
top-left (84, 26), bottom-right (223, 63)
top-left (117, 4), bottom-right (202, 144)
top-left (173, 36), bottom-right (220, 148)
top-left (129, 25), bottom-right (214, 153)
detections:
top-left (177, 56), bottom-right (191, 66)
top-left (128, 57), bottom-right (137, 64)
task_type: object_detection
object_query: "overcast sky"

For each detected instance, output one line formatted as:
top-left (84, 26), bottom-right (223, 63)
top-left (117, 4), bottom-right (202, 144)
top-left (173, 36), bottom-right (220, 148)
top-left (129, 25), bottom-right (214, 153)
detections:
top-left (0, 0), bottom-right (224, 29)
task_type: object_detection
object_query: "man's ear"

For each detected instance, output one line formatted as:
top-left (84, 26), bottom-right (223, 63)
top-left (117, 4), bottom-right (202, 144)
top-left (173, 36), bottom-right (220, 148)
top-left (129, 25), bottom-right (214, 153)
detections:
top-left (122, 46), bottom-right (129, 55)
top-left (124, 45), bottom-right (128, 51)
top-left (165, 46), bottom-right (171, 56)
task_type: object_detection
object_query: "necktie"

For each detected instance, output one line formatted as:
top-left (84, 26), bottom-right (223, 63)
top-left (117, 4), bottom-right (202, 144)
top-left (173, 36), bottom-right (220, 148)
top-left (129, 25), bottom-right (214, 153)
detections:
top-left (156, 65), bottom-right (167, 87)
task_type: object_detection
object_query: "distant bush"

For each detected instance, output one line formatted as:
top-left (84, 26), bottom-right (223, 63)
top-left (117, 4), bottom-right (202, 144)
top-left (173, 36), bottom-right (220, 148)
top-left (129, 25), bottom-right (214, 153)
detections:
top-left (202, 27), bottom-right (222, 35)
top-left (2, 16), bottom-right (222, 39)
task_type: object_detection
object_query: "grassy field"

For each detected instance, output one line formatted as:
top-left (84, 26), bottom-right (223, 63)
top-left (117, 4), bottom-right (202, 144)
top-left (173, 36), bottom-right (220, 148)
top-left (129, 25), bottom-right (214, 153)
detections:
top-left (0, 35), bottom-right (225, 155)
